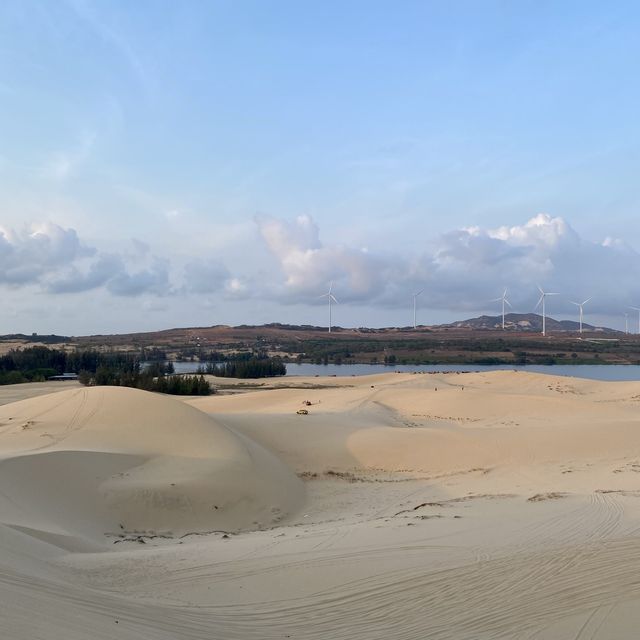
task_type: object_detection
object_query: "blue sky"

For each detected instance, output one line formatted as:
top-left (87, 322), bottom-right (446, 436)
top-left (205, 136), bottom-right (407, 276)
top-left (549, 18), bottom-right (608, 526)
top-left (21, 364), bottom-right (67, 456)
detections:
top-left (2, 1), bottom-right (640, 333)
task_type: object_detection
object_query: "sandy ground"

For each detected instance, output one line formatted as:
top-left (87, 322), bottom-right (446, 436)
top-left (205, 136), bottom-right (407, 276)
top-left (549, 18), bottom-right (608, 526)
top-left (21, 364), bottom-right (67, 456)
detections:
top-left (0, 380), bottom-right (81, 405)
top-left (2, 371), bottom-right (640, 638)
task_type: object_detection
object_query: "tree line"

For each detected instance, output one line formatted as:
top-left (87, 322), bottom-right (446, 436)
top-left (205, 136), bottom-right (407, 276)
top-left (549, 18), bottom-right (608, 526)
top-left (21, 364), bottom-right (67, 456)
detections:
top-left (78, 367), bottom-right (211, 395)
top-left (197, 356), bottom-right (286, 378)
top-left (0, 346), bottom-right (211, 395)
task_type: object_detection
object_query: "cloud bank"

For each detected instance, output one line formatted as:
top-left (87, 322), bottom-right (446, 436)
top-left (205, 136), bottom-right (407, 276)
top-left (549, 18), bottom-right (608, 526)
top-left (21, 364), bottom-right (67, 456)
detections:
top-left (427, 215), bottom-right (640, 311)
top-left (255, 213), bottom-right (640, 313)
top-left (0, 222), bottom-right (173, 297)
top-left (2, 215), bottom-right (639, 317)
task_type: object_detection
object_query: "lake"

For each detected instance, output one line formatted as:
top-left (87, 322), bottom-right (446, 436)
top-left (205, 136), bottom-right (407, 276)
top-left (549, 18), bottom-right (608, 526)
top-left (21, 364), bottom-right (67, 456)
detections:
top-left (168, 361), bottom-right (640, 382)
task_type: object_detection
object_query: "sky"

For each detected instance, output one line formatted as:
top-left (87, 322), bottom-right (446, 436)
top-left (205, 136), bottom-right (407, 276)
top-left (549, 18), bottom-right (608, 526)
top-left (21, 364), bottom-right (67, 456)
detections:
top-left (2, 1), bottom-right (640, 334)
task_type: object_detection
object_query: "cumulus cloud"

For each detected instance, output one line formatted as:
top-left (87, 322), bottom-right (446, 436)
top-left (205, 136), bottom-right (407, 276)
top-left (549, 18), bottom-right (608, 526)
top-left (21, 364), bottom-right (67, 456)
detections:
top-left (256, 214), bottom-right (398, 302)
top-left (0, 222), bottom-right (172, 297)
top-left (107, 256), bottom-right (170, 296)
top-left (47, 254), bottom-right (124, 293)
top-left (254, 213), bottom-right (640, 313)
top-left (425, 214), bottom-right (640, 312)
top-left (0, 222), bottom-right (93, 286)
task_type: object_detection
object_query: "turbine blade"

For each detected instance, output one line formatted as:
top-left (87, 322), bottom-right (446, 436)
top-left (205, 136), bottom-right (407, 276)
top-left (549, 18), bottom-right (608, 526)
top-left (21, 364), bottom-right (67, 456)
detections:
top-left (504, 298), bottom-right (512, 308)
top-left (330, 294), bottom-right (338, 303)
top-left (534, 294), bottom-right (544, 310)
top-left (582, 297), bottom-right (592, 305)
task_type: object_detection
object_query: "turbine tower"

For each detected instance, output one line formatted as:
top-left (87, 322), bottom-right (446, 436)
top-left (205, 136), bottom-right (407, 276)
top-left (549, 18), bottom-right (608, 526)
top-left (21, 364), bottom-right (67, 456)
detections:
top-left (412, 290), bottom-right (423, 329)
top-left (534, 286), bottom-right (559, 337)
top-left (629, 307), bottom-right (640, 334)
top-left (491, 288), bottom-right (512, 330)
top-left (625, 312), bottom-right (629, 335)
top-left (320, 282), bottom-right (338, 333)
top-left (569, 297), bottom-right (592, 334)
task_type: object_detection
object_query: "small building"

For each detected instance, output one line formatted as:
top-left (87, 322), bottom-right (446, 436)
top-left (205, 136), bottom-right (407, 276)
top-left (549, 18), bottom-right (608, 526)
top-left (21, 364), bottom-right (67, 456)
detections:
top-left (48, 372), bottom-right (79, 381)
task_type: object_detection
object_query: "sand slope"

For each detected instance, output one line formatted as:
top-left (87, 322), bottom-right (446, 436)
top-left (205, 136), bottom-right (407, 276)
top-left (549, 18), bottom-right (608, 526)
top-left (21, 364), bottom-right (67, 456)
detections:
top-left (0, 386), bottom-right (303, 545)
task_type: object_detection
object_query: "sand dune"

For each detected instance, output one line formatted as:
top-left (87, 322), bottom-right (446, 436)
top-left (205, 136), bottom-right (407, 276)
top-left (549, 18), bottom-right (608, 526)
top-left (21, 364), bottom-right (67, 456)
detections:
top-left (189, 370), bottom-right (640, 477)
top-left (3, 371), bottom-right (640, 638)
top-left (0, 387), bottom-right (303, 546)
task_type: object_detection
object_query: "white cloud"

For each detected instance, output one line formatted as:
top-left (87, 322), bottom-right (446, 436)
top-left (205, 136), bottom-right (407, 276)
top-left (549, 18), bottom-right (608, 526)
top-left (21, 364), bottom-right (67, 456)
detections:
top-left (3, 214), bottom-right (640, 320)
top-left (253, 213), bottom-right (640, 314)
top-left (424, 214), bottom-right (640, 311)
top-left (0, 222), bottom-right (92, 286)
top-left (0, 221), bottom-right (173, 297)
top-left (47, 254), bottom-right (123, 293)
top-left (107, 256), bottom-right (170, 297)
top-left (486, 214), bottom-right (577, 247)
top-left (256, 214), bottom-right (398, 302)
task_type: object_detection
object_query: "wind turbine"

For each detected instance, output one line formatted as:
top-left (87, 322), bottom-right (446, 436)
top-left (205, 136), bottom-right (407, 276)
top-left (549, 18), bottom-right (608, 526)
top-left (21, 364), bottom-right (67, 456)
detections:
top-left (629, 306), bottom-right (640, 334)
top-left (491, 288), bottom-right (512, 330)
top-left (412, 290), bottom-right (423, 329)
top-left (534, 286), bottom-right (559, 337)
top-left (569, 297), bottom-right (592, 334)
top-left (320, 282), bottom-right (338, 333)
top-left (625, 312), bottom-right (629, 335)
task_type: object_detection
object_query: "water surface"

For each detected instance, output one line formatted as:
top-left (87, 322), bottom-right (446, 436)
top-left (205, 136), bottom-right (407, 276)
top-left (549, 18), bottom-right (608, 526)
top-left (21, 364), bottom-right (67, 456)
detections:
top-left (169, 361), bottom-right (640, 382)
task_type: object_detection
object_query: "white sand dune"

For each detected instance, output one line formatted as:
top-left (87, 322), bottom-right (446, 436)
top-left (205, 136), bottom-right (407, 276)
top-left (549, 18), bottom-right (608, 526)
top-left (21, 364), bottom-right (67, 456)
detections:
top-left (189, 370), bottom-right (640, 478)
top-left (0, 386), bottom-right (303, 546)
top-left (3, 371), bottom-right (640, 639)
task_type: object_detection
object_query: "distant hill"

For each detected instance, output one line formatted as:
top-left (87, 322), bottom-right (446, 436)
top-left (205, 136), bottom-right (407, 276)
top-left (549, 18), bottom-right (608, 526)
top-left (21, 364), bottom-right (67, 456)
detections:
top-left (440, 313), bottom-right (617, 333)
top-left (0, 333), bottom-right (69, 344)
top-left (0, 317), bottom-right (622, 353)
